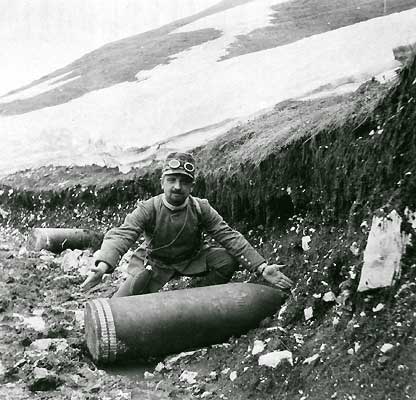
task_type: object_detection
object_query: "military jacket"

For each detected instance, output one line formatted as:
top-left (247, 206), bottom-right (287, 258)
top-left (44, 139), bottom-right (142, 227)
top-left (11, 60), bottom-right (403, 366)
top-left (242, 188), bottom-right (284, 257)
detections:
top-left (94, 194), bottom-right (265, 273)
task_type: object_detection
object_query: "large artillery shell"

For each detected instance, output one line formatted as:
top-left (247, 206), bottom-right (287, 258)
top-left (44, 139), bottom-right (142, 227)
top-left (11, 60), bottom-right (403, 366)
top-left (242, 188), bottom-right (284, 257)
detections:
top-left (85, 283), bottom-right (285, 364)
top-left (28, 228), bottom-right (103, 253)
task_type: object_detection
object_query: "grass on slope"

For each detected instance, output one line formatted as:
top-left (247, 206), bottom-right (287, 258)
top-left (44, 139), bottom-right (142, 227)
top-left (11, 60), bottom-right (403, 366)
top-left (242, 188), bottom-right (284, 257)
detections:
top-left (2, 0), bottom-right (414, 115)
top-left (221, 0), bottom-right (416, 60)
top-left (195, 77), bottom-right (394, 174)
top-left (0, 0), bottom-right (250, 116)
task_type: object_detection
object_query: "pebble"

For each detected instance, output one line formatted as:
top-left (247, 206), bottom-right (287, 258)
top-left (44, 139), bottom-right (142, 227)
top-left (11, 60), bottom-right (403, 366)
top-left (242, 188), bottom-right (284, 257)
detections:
top-left (380, 343), bottom-right (394, 353)
top-left (179, 370), bottom-right (198, 385)
top-left (251, 340), bottom-right (265, 355)
top-left (229, 371), bottom-right (237, 381)
top-left (258, 350), bottom-right (293, 368)
top-left (304, 307), bottom-right (313, 321)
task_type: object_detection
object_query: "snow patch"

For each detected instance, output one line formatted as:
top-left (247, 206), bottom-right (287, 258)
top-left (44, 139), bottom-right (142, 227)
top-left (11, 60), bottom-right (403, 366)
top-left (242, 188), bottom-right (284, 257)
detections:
top-left (1, 8), bottom-right (416, 174)
top-left (0, 73), bottom-right (79, 103)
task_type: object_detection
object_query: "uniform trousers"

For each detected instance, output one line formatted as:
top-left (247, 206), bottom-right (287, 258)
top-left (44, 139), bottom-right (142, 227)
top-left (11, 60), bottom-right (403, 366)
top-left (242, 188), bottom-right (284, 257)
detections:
top-left (112, 246), bottom-right (239, 297)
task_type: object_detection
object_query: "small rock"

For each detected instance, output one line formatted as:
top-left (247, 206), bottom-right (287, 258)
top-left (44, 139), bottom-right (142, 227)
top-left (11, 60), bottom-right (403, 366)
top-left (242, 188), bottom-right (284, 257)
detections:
top-left (380, 343), bottom-right (394, 353)
top-left (0, 360), bottom-right (6, 378)
top-left (301, 236), bottom-right (311, 251)
top-left (304, 307), bottom-right (313, 321)
top-left (349, 242), bottom-right (360, 256)
top-left (251, 340), bottom-right (265, 355)
top-left (372, 303), bottom-right (385, 312)
top-left (18, 247), bottom-right (28, 257)
top-left (221, 367), bottom-right (230, 375)
top-left (294, 333), bottom-right (304, 345)
top-left (144, 371), bottom-right (154, 380)
top-left (258, 351), bottom-right (293, 368)
top-left (323, 291), bottom-right (336, 302)
top-left (201, 392), bottom-right (213, 398)
top-left (165, 350), bottom-right (199, 366)
top-left (179, 370), bottom-right (198, 385)
top-left (208, 371), bottom-right (218, 381)
top-left (154, 362), bottom-right (165, 373)
top-left (303, 353), bottom-right (319, 365)
top-left (229, 371), bottom-right (237, 381)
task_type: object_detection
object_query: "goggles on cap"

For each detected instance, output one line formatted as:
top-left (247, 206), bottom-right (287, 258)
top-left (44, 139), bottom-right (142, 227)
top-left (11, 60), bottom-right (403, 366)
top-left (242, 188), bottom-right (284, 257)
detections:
top-left (167, 159), bottom-right (195, 173)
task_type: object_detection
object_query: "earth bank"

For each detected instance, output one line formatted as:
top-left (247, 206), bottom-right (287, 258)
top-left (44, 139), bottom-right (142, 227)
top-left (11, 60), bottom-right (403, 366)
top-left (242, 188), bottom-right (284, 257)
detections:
top-left (0, 56), bottom-right (416, 399)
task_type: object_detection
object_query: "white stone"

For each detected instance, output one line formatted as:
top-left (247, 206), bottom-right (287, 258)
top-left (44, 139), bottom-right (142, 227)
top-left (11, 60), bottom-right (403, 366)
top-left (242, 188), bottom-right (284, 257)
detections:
top-left (380, 343), bottom-right (394, 353)
top-left (154, 362), bottom-right (165, 373)
top-left (304, 307), bottom-right (313, 321)
top-left (404, 207), bottom-right (416, 230)
top-left (258, 351), bottom-right (293, 368)
top-left (209, 371), bottom-right (218, 379)
top-left (302, 236), bottom-right (311, 251)
top-left (349, 242), bottom-right (360, 256)
top-left (229, 371), bottom-right (237, 381)
top-left (277, 304), bottom-right (287, 320)
top-left (251, 340), bottom-right (265, 355)
top-left (13, 313), bottom-right (46, 333)
top-left (303, 353), bottom-right (319, 364)
top-left (179, 370), bottom-right (198, 385)
top-left (144, 371), bottom-right (154, 379)
top-left (33, 367), bottom-right (49, 379)
top-left (358, 210), bottom-right (409, 291)
top-left (166, 350), bottom-right (199, 366)
top-left (323, 291), bottom-right (336, 302)
top-left (372, 303), bottom-right (385, 312)
top-left (294, 334), bottom-right (304, 345)
top-left (0, 360), bottom-right (6, 377)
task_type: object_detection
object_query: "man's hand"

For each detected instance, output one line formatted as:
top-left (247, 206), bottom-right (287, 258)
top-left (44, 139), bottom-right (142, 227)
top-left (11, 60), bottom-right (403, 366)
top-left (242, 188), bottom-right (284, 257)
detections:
top-left (257, 263), bottom-right (293, 290)
top-left (80, 262), bottom-right (110, 292)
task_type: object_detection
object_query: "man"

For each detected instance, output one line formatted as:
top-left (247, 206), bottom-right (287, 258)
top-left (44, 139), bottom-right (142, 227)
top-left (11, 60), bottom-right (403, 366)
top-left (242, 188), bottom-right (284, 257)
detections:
top-left (81, 152), bottom-right (293, 295)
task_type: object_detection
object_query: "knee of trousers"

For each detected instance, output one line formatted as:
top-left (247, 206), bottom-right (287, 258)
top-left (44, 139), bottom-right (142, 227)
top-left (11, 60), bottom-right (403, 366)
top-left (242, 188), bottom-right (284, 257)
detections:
top-left (206, 248), bottom-right (239, 272)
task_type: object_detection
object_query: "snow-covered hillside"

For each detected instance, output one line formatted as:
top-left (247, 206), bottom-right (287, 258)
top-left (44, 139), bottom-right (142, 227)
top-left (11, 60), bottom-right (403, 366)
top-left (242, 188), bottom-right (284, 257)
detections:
top-left (0, 0), bottom-right (219, 95)
top-left (1, 0), bottom-right (416, 176)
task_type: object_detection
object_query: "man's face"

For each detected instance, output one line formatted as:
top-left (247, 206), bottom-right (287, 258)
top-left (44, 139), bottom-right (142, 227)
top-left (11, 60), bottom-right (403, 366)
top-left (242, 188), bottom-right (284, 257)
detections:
top-left (161, 174), bottom-right (194, 206)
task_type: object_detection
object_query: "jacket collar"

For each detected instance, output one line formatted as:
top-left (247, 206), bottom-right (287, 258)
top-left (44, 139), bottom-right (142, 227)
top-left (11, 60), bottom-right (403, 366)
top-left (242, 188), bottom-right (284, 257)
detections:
top-left (162, 194), bottom-right (189, 211)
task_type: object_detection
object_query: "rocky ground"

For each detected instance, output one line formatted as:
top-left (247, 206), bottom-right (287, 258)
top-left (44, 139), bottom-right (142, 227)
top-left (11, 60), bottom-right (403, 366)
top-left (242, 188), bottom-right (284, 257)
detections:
top-left (0, 209), bottom-right (415, 399)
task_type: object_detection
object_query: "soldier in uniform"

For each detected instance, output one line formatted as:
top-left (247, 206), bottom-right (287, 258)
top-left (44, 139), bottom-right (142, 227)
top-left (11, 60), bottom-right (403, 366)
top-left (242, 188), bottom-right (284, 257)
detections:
top-left (81, 152), bottom-right (293, 295)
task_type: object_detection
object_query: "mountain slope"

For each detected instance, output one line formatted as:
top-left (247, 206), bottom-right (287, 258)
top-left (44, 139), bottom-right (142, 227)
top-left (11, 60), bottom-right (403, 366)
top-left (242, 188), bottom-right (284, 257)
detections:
top-left (0, 0), bottom-right (416, 177)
